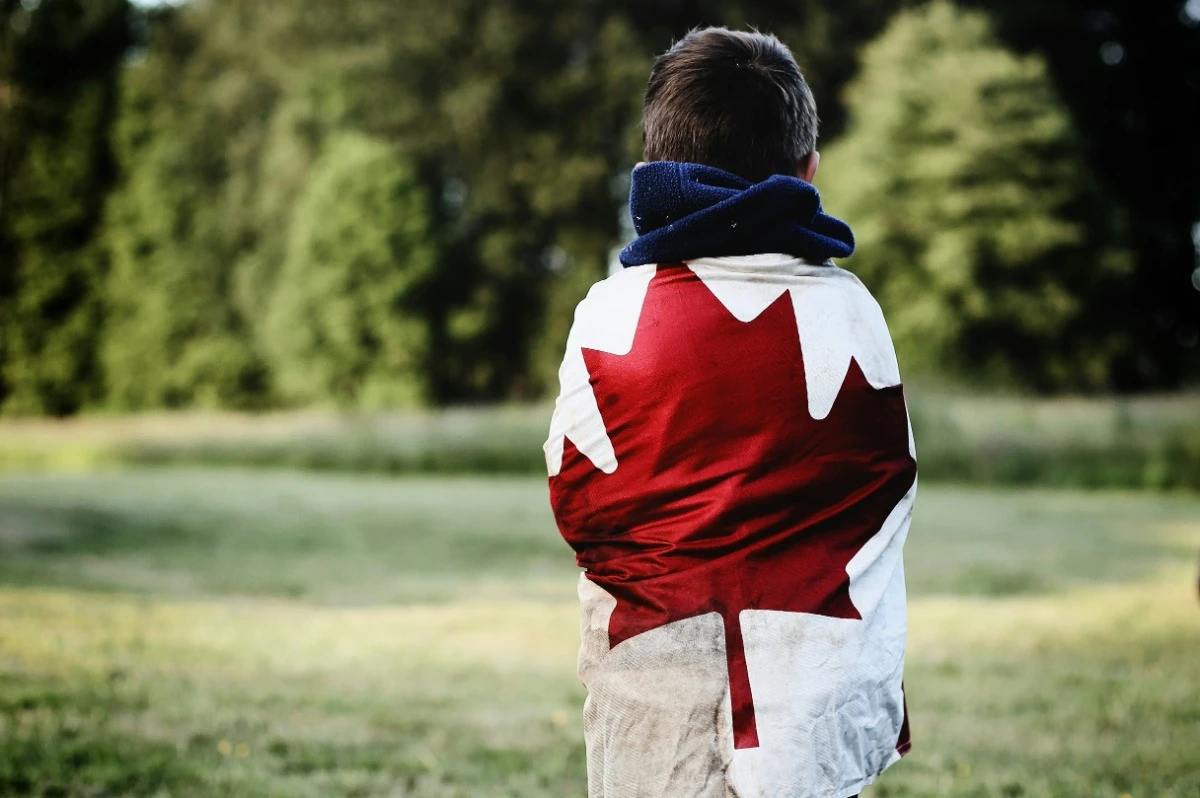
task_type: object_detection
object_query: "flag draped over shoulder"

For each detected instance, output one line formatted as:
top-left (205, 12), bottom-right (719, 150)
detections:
top-left (545, 164), bottom-right (917, 798)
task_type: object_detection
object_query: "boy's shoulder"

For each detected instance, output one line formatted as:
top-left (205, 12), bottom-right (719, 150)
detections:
top-left (579, 263), bottom-right (658, 308)
top-left (567, 265), bottom-right (658, 352)
top-left (567, 260), bottom-right (901, 408)
top-left (576, 260), bottom-right (884, 322)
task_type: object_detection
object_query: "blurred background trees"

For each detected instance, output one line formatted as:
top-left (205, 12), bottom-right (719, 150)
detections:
top-left (823, 2), bottom-right (1134, 391)
top-left (0, 0), bottom-right (128, 415)
top-left (966, 0), bottom-right (1200, 389)
top-left (264, 131), bottom-right (434, 408)
top-left (1, 0), bottom-right (1197, 415)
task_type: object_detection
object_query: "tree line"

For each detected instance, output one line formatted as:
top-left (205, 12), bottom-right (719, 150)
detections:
top-left (1, 0), bottom-right (1197, 415)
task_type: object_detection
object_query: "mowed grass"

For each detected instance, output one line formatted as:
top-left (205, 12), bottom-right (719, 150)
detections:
top-left (0, 471), bottom-right (1197, 797)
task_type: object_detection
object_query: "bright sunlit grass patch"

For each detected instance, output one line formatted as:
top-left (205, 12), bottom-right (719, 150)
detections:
top-left (0, 589), bottom-right (580, 680)
top-left (909, 564), bottom-right (1200, 654)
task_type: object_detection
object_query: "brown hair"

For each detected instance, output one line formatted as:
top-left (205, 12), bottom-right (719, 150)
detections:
top-left (641, 27), bottom-right (818, 183)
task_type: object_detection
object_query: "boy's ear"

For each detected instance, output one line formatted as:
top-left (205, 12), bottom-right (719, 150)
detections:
top-left (797, 151), bottom-right (820, 183)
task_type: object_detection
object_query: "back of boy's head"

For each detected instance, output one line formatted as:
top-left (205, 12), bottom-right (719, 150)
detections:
top-left (642, 27), bottom-right (818, 184)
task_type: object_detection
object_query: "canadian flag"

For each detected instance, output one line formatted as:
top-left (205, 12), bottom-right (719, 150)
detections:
top-left (546, 255), bottom-right (917, 798)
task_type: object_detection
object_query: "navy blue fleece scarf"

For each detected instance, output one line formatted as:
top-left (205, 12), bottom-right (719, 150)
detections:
top-left (618, 162), bottom-right (855, 268)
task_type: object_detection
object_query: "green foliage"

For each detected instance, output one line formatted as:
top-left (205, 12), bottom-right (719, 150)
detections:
top-left (822, 2), bottom-right (1134, 392)
top-left (232, 64), bottom-right (353, 343)
top-left (264, 133), bottom-right (434, 408)
top-left (101, 6), bottom-right (270, 410)
top-left (0, 0), bottom-right (129, 415)
top-left (96, 0), bottom-right (651, 408)
top-left (93, 0), bottom-right (914, 411)
top-left (962, 0), bottom-right (1200, 388)
top-left (4, 0), bottom-right (1194, 413)
top-left (1, 242), bottom-right (107, 416)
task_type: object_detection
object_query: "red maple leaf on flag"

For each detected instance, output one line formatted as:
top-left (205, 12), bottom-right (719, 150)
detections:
top-left (550, 264), bottom-right (917, 750)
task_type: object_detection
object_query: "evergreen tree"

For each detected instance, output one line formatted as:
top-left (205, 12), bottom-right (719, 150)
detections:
top-left (263, 133), bottom-right (435, 408)
top-left (822, 1), bottom-right (1134, 391)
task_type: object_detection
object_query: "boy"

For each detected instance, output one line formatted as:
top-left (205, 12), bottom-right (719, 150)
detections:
top-left (545, 27), bottom-right (917, 798)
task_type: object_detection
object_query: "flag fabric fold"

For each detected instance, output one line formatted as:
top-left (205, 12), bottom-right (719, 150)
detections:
top-left (546, 249), bottom-right (917, 798)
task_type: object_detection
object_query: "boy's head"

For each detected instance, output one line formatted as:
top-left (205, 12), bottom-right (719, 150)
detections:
top-left (642, 27), bottom-right (819, 184)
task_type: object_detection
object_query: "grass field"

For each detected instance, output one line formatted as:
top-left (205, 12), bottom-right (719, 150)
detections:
top-left (2, 391), bottom-right (1198, 490)
top-left (0, 470), bottom-right (1198, 797)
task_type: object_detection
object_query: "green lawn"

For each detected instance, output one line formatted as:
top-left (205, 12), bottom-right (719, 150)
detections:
top-left (2, 393), bottom-right (1198, 489)
top-left (0, 470), bottom-right (1197, 797)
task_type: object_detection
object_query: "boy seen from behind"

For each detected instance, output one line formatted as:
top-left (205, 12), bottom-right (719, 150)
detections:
top-left (546, 27), bottom-right (918, 798)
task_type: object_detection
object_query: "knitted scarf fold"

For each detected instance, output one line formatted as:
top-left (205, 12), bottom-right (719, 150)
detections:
top-left (618, 161), bottom-right (855, 268)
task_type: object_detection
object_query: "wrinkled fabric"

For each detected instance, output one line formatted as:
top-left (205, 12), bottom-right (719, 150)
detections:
top-left (546, 255), bottom-right (916, 798)
top-left (619, 162), bottom-right (855, 267)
